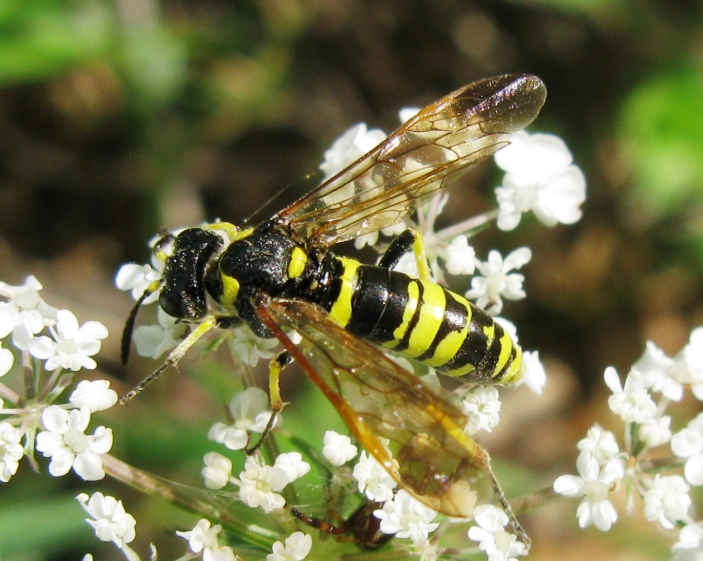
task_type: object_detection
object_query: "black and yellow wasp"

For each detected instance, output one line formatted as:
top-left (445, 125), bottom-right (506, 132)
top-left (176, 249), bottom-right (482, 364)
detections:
top-left (122, 74), bottom-right (546, 546)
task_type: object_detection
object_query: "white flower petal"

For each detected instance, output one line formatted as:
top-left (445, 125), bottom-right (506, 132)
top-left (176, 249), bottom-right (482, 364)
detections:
top-left (0, 347), bottom-right (14, 376)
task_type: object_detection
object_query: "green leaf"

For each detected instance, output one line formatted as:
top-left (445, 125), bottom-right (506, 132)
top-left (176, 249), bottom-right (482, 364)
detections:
top-left (0, 0), bottom-right (112, 84)
top-left (0, 493), bottom-right (91, 557)
top-left (619, 66), bottom-right (703, 218)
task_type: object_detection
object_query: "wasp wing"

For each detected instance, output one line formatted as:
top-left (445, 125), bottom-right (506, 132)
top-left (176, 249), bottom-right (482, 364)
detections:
top-left (256, 297), bottom-right (496, 519)
top-left (272, 74), bottom-right (546, 247)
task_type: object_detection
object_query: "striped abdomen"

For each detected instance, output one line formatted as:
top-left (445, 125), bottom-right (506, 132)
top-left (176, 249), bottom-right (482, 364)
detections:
top-left (326, 257), bottom-right (523, 384)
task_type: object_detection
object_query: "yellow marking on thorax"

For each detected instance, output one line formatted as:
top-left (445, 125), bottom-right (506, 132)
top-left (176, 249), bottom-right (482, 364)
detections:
top-left (288, 247), bottom-right (308, 279)
top-left (155, 250), bottom-right (169, 264)
top-left (203, 222), bottom-right (251, 244)
top-left (328, 257), bottom-right (361, 328)
top-left (231, 227), bottom-right (254, 242)
top-left (219, 274), bottom-right (240, 310)
top-left (404, 280), bottom-right (446, 359)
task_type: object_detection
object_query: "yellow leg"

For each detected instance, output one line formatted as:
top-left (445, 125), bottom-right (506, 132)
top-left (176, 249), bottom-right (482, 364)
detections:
top-left (245, 350), bottom-right (292, 454)
top-left (379, 228), bottom-right (432, 281)
top-left (120, 315), bottom-right (219, 404)
top-left (409, 230), bottom-right (432, 282)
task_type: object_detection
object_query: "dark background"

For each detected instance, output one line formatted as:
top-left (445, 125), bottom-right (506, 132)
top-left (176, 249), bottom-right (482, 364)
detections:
top-left (1, 1), bottom-right (703, 559)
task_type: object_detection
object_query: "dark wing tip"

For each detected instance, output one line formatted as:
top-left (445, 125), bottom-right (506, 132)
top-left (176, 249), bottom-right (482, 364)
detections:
top-left (468, 73), bottom-right (547, 135)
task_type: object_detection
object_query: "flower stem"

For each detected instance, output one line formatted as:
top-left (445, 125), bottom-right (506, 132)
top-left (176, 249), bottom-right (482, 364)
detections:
top-left (102, 454), bottom-right (282, 551)
top-left (510, 485), bottom-right (563, 515)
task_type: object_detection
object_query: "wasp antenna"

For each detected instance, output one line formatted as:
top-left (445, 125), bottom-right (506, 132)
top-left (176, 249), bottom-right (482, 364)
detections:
top-left (120, 315), bottom-right (219, 404)
top-left (120, 360), bottom-right (171, 404)
top-left (486, 464), bottom-right (531, 550)
top-left (121, 284), bottom-right (160, 365)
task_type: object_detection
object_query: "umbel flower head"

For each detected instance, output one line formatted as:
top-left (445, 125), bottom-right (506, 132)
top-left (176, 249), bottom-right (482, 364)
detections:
top-left (77, 492), bottom-right (137, 558)
top-left (36, 405), bottom-right (113, 481)
top-left (495, 131), bottom-right (586, 231)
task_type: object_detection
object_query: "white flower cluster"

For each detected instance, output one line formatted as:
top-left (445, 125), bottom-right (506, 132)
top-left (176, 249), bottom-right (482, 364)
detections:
top-left (468, 504), bottom-right (528, 561)
top-left (0, 276), bottom-right (108, 375)
top-left (203, 401), bottom-right (530, 560)
top-left (78, 492), bottom-right (138, 557)
top-left (495, 131), bottom-right (586, 231)
top-left (177, 518), bottom-right (239, 561)
top-left (0, 277), bottom-right (116, 484)
top-left (554, 329), bottom-right (703, 556)
top-left (208, 387), bottom-right (276, 452)
top-left (204, 401), bottom-right (446, 555)
top-left (0, 277), bottom-right (148, 560)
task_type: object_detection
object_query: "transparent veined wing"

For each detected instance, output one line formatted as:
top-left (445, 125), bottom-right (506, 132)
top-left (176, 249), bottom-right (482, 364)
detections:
top-left (272, 74), bottom-right (546, 247)
top-left (256, 297), bottom-right (504, 520)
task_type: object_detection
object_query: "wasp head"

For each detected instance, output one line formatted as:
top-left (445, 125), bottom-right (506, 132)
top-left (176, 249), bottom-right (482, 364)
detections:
top-left (121, 224), bottom-right (237, 365)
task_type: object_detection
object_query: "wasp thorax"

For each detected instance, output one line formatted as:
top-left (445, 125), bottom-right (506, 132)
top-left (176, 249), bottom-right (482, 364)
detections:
top-left (217, 232), bottom-right (304, 296)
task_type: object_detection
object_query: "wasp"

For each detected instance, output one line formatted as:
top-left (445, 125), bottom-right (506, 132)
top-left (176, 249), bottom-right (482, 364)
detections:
top-left (122, 74), bottom-right (546, 546)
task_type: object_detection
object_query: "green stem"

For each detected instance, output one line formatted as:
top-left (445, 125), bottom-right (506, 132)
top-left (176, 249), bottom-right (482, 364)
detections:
top-left (102, 454), bottom-right (282, 551)
top-left (510, 485), bottom-right (563, 515)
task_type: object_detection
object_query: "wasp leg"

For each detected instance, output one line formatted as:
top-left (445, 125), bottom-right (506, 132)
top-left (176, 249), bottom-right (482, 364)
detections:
top-left (287, 501), bottom-right (391, 549)
top-left (120, 315), bottom-right (220, 404)
top-left (245, 350), bottom-right (293, 454)
top-left (377, 228), bottom-right (431, 282)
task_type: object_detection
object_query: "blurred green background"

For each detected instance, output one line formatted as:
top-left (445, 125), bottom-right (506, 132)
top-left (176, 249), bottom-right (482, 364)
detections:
top-left (1, 0), bottom-right (703, 559)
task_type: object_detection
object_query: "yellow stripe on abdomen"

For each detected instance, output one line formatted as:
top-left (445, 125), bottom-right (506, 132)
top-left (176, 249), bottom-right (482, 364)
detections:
top-left (403, 280), bottom-right (446, 359)
top-left (422, 291), bottom-right (472, 368)
top-left (328, 257), bottom-right (361, 328)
